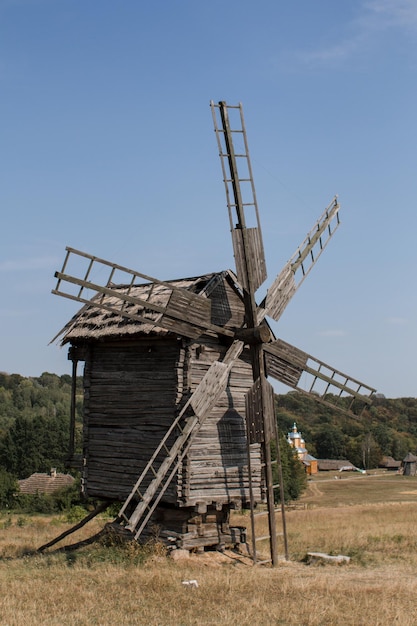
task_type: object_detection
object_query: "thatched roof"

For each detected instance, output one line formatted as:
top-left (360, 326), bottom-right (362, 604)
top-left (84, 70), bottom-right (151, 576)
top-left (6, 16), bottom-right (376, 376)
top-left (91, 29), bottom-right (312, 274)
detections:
top-left (403, 452), bottom-right (417, 463)
top-left (317, 459), bottom-right (355, 471)
top-left (55, 270), bottom-right (243, 345)
top-left (379, 456), bottom-right (401, 469)
top-left (18, 470), bottom-right (75, 495)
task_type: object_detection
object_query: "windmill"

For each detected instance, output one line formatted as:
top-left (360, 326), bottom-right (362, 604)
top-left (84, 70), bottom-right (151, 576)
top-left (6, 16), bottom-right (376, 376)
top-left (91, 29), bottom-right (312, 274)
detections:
top-left (51, 101), bottom-right (375, 565)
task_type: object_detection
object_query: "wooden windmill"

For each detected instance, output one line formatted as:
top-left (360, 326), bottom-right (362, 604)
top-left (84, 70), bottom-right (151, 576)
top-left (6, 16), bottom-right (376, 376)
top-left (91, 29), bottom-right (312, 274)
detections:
top-left (52, 101), bottom-right (375, 565)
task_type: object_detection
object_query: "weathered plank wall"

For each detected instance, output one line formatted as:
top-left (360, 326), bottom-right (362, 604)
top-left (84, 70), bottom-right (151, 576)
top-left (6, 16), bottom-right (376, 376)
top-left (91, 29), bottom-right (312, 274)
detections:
top-left (82, 337), bottom-right (181, 501)
top-left (181, 337), bottom-right (262, 507)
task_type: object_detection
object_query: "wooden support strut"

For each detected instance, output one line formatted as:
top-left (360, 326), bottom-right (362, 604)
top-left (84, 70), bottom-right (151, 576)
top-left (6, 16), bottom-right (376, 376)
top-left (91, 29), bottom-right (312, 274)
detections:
top-left (37, 500), bottom-right (112, 553)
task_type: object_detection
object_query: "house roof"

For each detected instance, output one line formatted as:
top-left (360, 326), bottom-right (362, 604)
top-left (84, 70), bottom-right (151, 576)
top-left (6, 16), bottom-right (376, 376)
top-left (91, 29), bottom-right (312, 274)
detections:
top-left (18, 472), bottom-right (75, 495)
top-left (317, 459), bottom-right (355, 471)
top-left (55, 270), bottom-right (245, 344)
top-left (379, 456), bottom-right (401, 469)
top-left (403, 452), bottom-right (417, 463)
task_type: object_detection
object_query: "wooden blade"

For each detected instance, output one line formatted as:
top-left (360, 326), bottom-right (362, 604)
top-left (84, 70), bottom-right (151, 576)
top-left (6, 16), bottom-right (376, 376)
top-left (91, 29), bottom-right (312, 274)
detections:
top-left (211, 101), bottom-right (267, 295)
top-left (52, 247), bottom-right (234, 341)
top-left (246, 377), bottom-right (275, 444)
top-left (232, 227), bottom-right (267, 293)
top-left (259, 197), bottom-right (340, 323)
top-left (264, 338), bottom-right (376, 416)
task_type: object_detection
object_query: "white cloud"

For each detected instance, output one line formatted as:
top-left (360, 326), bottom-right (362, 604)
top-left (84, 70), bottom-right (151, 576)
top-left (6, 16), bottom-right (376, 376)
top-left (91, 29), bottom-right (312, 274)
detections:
top-left (365, 0), bottom-right (417, 29)
top-left (289, 0), bottom-right (417, 69)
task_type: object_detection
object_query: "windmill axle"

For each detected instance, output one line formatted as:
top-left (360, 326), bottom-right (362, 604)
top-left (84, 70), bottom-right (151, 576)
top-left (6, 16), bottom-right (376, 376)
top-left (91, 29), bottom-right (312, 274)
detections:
top-left (234, 325), bottom-right (271, 345)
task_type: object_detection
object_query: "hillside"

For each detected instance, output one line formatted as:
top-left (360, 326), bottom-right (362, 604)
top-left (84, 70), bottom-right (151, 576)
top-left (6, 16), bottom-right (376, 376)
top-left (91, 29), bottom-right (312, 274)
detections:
top-left (276, 391), bottom-right (417, 468)
top-left (0, 372), bottom-right (83, 478)
top-left (0, 372), bottom-right (415, 478)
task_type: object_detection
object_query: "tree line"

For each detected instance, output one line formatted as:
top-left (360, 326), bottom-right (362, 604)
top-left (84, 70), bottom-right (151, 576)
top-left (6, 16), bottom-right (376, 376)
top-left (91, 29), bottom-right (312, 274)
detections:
top-left (2, 372), bottom-right (415, 509)
top-left (276, 392), bottom-right (417, 469)
top-left (0, 371), bottom-right (307, 507)
top-left (0, 372), bottom-right (83, 478)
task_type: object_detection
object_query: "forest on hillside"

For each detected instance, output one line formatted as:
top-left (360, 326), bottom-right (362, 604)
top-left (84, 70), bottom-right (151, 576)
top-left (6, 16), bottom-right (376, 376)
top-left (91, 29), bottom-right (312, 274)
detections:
top-left (0, 372), bottom-right (416, 482)
top-left (275, 392), bottom-right (417, 469)
top-left (0, 372), bottom-right (83, 479)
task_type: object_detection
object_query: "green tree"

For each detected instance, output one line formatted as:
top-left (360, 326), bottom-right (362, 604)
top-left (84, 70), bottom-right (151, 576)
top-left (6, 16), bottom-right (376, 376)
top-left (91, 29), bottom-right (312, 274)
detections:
top-left (314, 426), bottom-right (347, 459)
top-left (371, 423), bottom-right (392, 456)
top-left (272, 432), bottom-right (307, 503)
top-left (345, 437), bottom-right (363, 468)
top-left (0, 413), bottom-right (69, 478)
top-left (0, 469), bottom-right (18, 508)
top-left (361, 433), bottom-right (382, 469)
top-left (392, 434), bottom-right (414, 461)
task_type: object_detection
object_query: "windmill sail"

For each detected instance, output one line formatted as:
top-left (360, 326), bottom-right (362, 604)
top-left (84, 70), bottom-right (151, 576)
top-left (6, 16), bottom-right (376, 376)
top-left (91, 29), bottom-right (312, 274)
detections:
top-left (264, 338), bottom-right (376, 415)
top-left (53, 247), bottom-right (234, 341)
top-left (211, 101), bottom-right (267, 294)
top-left (260, 197), bottom-right (340, 323)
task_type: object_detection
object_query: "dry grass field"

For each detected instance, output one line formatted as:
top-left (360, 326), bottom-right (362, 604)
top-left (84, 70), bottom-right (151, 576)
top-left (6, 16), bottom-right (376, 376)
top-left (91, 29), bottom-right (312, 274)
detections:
top-left (1, 471), bottom-right (417, 625)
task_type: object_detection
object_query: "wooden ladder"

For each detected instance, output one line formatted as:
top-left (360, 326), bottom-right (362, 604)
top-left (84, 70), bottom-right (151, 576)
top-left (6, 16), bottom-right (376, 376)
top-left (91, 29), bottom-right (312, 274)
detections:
top-left (115, 341), bottom-right (244, 540)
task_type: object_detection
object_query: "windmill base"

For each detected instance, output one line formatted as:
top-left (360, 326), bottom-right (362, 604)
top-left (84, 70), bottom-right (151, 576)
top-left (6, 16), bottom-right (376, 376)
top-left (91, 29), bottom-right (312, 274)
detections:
top-left (140, 504), bottom-right (247, 552)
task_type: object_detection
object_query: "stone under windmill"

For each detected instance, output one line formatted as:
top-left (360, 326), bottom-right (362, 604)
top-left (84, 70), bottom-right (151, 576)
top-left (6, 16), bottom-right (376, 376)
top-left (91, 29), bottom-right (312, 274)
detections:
top-left (51, 101), bottom-right (375, 565)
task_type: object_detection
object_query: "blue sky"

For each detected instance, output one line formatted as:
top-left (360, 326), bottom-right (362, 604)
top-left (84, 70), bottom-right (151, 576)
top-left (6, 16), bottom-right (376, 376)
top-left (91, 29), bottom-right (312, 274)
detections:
top-left (1, 0), bottom-right (416, 398)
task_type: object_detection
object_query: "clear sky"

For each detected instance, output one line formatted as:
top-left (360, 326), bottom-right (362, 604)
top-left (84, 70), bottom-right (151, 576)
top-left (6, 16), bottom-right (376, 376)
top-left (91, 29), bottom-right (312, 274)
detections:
top-left (1, 0), bottom-right (416, 398)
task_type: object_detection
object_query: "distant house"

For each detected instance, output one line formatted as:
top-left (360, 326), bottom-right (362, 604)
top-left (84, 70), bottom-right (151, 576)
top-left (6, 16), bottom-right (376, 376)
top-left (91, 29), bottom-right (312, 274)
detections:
top-left (287, 423), bottom-right (318, 475)
top-left (18, 469), bottom-right (75, 495)
top-left (379, 456), bottom-right (401, 471)
top-left (317, 459), bottom-right (355, 472)
top-left (402, 453), bottom-right (417, 476)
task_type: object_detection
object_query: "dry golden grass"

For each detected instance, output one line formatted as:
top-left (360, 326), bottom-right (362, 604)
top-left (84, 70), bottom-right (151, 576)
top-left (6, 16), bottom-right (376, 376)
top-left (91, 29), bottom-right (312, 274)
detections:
top-left (1, 472), bottom-right (417, 625)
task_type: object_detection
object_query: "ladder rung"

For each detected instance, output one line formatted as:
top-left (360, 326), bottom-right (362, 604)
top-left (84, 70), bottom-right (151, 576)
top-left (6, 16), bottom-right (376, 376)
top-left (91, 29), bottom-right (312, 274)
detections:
top-left (228, 202), bottom-right (256, 208)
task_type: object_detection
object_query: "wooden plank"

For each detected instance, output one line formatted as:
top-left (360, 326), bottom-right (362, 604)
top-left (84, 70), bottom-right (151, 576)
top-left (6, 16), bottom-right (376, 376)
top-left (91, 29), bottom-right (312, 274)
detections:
top-left (232, 227), bottom-right (267, 292)
top-left (263, 266), bottom-right (296, 322)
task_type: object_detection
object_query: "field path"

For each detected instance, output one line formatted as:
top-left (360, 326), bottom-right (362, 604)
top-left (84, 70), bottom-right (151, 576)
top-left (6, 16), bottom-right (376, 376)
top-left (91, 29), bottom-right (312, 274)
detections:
top-left (301, 480), bottom-right (323, 501)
